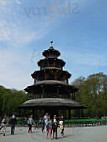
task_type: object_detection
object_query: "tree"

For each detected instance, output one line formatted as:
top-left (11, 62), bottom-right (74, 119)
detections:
top-left (0, 86), bottom-right (28, 117)
top-left (72, 72), bottom-right (107, 118)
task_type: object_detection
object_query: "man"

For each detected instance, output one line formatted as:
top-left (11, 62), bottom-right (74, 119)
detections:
top-left (10, 115), bottom-right (17, 135)
top-left (27, 115), bottom-right (35, 133)
top-left (52, 115), bottom-right (58, 139)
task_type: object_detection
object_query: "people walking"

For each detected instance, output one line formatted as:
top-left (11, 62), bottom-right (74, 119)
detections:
top-left (0, 125), bottom-right (3, 130)
top-left (52, 115), bottom-right (58, 139)
top-left (27, 115), bottom-right (35, 133)
top-left (38, 117), bottom-right (42, 128)
top-left (10, 115), bottom-right (17, 135)
top-left (1, 116), bottom-right (8, 136)
top-left (41, 117), bottom-right (45, 133)
top-left (46, 116), bottom-right (52, 139)
top-left (59, 115), bottom-right (64, 136)
top-left (44, 113), bottom-right (48, 132)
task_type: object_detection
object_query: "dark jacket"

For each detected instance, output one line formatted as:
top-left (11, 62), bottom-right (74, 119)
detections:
top-left (10, 118), bottom-right (17, 125)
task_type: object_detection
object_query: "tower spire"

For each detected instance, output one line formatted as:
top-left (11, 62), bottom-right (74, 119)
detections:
top-left (50, 40), bottom-right (53, 46)
top-left (50, 40), bottom-right (54, 49)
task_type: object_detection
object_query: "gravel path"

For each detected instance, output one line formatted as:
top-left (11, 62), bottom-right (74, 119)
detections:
top-left (0, 126), bottom-right (107, 142)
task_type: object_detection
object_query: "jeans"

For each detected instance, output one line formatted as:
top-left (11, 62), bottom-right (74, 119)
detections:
top-left (53, 128), bottom-right (57, 139)
top-left (11, 124), bottom-right (15, 135)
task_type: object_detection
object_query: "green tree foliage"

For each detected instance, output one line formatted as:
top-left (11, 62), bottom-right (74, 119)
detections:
top-left (0, 72), bottom-right (107, 118)
top-left (72, 73), bottom-right (107, 118)
top-left (0, 86), bottom-right (28, 117)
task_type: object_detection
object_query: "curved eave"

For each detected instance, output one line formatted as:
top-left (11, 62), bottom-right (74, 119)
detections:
top-left (38, 58), bottom-right (65, 67)
top-left (31, 69), bottom-right (71, 79)
top-left (24, 80), bottom-right (78, 93)
top-left (18, 98), bottom-right (86, 109)
top-left (42, 49), bottom-right (60, 57)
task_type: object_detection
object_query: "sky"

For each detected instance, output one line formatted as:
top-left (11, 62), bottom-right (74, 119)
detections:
top-left (0, 0), bottom-right (107, 90)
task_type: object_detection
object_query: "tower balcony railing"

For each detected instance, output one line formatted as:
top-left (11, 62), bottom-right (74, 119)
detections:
top-left (28, 93), bottom-right (71, 99)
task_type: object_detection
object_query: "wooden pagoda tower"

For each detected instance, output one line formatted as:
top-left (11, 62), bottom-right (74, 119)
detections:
top-left (19, 42), bottom-right (85, 119)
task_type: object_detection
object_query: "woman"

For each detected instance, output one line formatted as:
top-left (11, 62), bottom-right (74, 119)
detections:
top-left (52, 115), bottom-right (58, 139)
top-left (46, 116), bottom-right (52, 139)
top-left (44, 113), bottom-right (48, 132)
top-left (1, 116), bottom-right (8, 136)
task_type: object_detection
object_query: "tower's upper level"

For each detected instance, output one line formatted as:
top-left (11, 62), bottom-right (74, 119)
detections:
top-left (42, 41), bottom-right (60, 59)
top-left (32, 41), bottom-right (71, 83)
top-left (42, 46), bottom-right (60, 59)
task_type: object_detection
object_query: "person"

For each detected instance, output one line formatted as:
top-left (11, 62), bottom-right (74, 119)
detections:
top-left (44, 113), bottom-right (48, 132)
top-left (41, 117), bottom-right (45, 133)
top-left (59, 115), bottom-right (64, 136)
top-left (27, 115), bottom-right (35, 133)
top-left (0, 125), bottom-right (3, 130)
top-left (46, 116), bottom-right (52, 139)
top-left (52, 115), bottom-right (58, 139)
top-left (38, 117), bottom-right (42, 128)
top-left (10, 115), bottom-right (17, 135)
top-left (1, 116), bottom-right (8, 136)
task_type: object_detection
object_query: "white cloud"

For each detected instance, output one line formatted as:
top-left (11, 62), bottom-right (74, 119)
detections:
top-left (0, 1), bottom-right (51, 46)
top-left (0, 20), bottom-right (33, 43)
top-left (0, 0), bottom-right (22, 6)
top-left (0, 20), bottom-right (49, 47)
top-left (0, 0), bottom-right (8, 5)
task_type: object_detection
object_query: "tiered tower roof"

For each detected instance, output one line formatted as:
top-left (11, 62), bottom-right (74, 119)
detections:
top-left (19, 42), bottom-right (86, 117)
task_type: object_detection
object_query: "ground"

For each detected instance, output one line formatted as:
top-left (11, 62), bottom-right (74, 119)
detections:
top-left (0, 126), bottom-right (107, 142)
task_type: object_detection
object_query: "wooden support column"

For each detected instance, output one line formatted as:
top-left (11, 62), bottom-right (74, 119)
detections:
top-left (19, 109), bottom-right (21, 117)
top-left (32, 108), bottom-right (35, 118)
top-left (24, 109), bottom-right (26, 117)
top-left (35, 109), bottom-right (37, 119)
top-left (72, 93), bottom-right (74, 100)
top-left (68, 109), bottom-right (71, 119)
top-left (57, 87), bottom-right (60, 98)
top-left (81, 109), bottom-right (84, 118)
top-left (74, 92), bottom-right (76, 100)
top-left (42, 86), bottom-right (44, 95)
top-left (64, 109), bottom-right (66, 118)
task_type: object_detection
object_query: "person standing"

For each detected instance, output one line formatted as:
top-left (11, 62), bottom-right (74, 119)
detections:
top-left (59, 115), bottom-right (64, 136)
top-left (27, 115), bottom-right (35, 133)
top-left (52, 115), bottom-right (58, 139)
top-left (46, 116), bottom-right (52, 139)
top-left (1, 116), bottom-right (8, 136)
top-left (10, 115), bottom-right (17, 135)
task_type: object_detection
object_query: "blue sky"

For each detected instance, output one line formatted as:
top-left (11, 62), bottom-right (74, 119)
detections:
top-left (0, 0), bottom-right (107, 90)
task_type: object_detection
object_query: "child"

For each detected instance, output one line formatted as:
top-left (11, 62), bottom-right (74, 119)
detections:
top-left (59, 115), bottom-right (64, 136)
